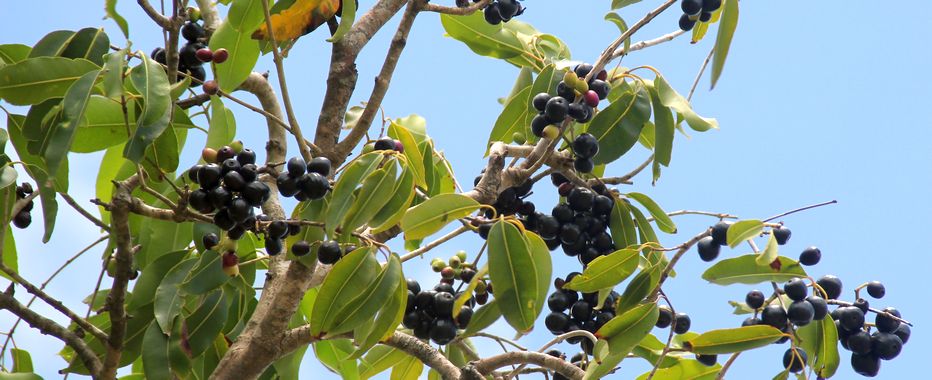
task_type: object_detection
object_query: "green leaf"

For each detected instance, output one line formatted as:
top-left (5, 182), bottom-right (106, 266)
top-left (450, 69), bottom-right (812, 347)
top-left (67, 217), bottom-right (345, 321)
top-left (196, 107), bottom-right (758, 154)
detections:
top-left (183, 250), bottom-right (233, 295)
top-left (206, 96), bottom-right (237, 149)
top-left (756, 231), bottom-right (780, 266)
top-left (311, 247), bottom-right (380, 336)
top-left (796, 315), bottom-right (840, 378)
top-left (41, 69), bottom-right (100, 176)
top-left (648, 84), bottom-right (675, 166)
top-left (6, 115), bottom-right (63, 242)
top-left (440, 13), bottom-right (526, 62)
top-left (128, 250), bottom-right (190, 311)
top-left (702, 254), bottom-right (807, 285)
top-left (609, 197), bottom-right (637, 249)
top-left (685, 325), bottom-right (784, 354)
top-left (564, 247), bottom-right (639, 293)
top-left (388, 121), bottom-right (427, 188)
top-left (105, 0), bottom-right (130, 38)
top-left (328, 254), bottom-right (403, 337)
top-left (326, 152), bottom-right (382, 236)
top-left (59, 28), bottom-right (111, 66)
top-left (10, 348), bottom-right (33, 373)
top-left (0, 44), bottom-right (31, 66)
top-left (352, 275), bottom-right (408, 358)
top-left (501, 66), bottom-right (532, 105)
top-left (0, 57), bottom-right (99, 105)
top-left (726, 219), bottom-right (763, 248)
top-left (154, 258), bottom-right (198, 334)
top-left (369, 163), bottom-right (416, 233)
top-left (612, 0), bottom-right (643, 9)
top-left (342, 161), bottom-right (398, 233)
top-left (185, 289), bottom-right (229, 357)
top-left (488, 86), bottom-right (532, 148)
top-left (72, 96), bottom-right (132, 152)
top-left (589, 84), bottom-right (652, 164)
top-left (710, 0), bottom-right (739, 89)
top-left (358, 346), bottom-right (408, 380)
top-left (142, 322), bottom-right (172, 380)
top-left (587, 303), bottom-right (659, 379)
top-left (0, 373), bottom-right (42, 380)
top-left (615, 264), bottom-right (661, 315)
top-left (486, 221), bottom-right (551, 333)
top-left (124, 53), bottom-right (171, 163)
top-left (653, 75), bottom-right (718, 132)
top-left (228, 0), bottom-right (266, 33)
top-left (604, 13), bottom-right (631, 53)
top-left (400, 194), bottom-right (479, 241)
top-left (328, 0), bottom-right (356, 42)
top-left (626, 192), bottom-right (676, 234)
top-left (635, 359), bottom-right (721, 380)
top-left (209, 21), bottom-right (260, 93)
top-left (390, 355), bottom-right (423, 380)
top-left (463, 299), bottom-right (501, 337)
top-left (0, 166), bottom-right (17, 189)
top-left (314, 339), bottom-right (360, 379)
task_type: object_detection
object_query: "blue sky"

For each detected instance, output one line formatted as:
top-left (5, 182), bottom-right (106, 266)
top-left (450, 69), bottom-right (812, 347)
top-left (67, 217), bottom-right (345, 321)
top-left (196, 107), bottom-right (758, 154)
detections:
top-left (1, 0), bottom-right (930, 379)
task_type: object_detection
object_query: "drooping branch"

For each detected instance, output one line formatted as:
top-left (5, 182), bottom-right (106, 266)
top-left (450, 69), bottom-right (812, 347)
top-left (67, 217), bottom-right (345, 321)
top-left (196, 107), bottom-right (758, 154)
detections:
top-left (0, 290), bottom-right (103, 376)
top-left (333, 0), bottom-right (424, 161)
top-left (471, 351), bottom-right (585, 380)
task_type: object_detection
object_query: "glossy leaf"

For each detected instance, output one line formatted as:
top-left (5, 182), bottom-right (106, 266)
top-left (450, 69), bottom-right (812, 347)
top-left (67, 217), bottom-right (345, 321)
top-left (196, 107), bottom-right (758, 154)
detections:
top-left (310, 247), bottom-right (380, 336)
top-left (587, 303), bottom-right (659, 379)
top-left (41, 69), bottom-right (99, 176)
top-left (0, 166), bottom-right (17, 189)
top-left (710, 0), bottom-right (739, 89)
top-left (30, 28), bottom-right (109, 66)
top-left (228, 0), bottom-right (266, 33)
top-left (796, 315), bottom-right (840, 378)
top-left (463, 299), bottom-right (501, 336)
top-left (369, 163), bottom-right (416, 233)
top-left (128, 250), bottom-right (189, 311)
top-left (612, 0), bottom-right (643, 9)
top-left (635, 359), bottom-right (721, 380)
top-left (685, 325), bottom-right (784, 354)
top-left (390, 354), bottom-right (423, 380)
top-left (328, 254), bottom-right (403, 337)
top-left (609, 196), bottom-right (637, 249)
top-left (154, 258), bottom-right (197, 334)
top-left (105, 0), bottom-right (129, 38)
top-left (486, 222), bottom-right (551, 333)
top-left (183, 250), bottom-right (232, 295)
top-left (326, 152), bottom-right (381, 236)
top-left (726, 219), bottom-right (763, 248)
top-left (209, 21), bottom-right (261, 93)
top-left (648, 84), bottom-right (675, 166)
top-left (755, 231), bottom-right (780, 266)
top-left (0, 57), bottom-right (99, 105)
top-left (327, 0), bottom-right (356, 42)
top-left (388, 121), bottom-right (426, 188)
top-left (653, 75), bottom-right (718, 132)
top-left (185, 289), bottom-right (229, 357)
top-left (627, 192), bottom-right (676, 234)
top-left (489, 86), bottom-right (532, 148)
top-left (604, 13), bottom-right (631, 53)
top-left (352, 275), bottom-right (407, 358)
top-left (358, 346), bottom-right (408, 379)
top-left (565, 247), bottom-right (639, 293)
top-left (0, 44), bottom-right (31, 66)
top-left (72, 96), bottom-right (132, 152)
top-left (10, 348), bottom-right (33, 373)
top-left (702, 254), bottom-right (807, 285)
top-left (142, 322), bottom-right (172, 380)
top-left (124, 53), bottom-right (171, 162)
top-left (615, 264), bottom-right (661, 315)
top-left (589, 84), bottom-right (652, 164)
top-left (440, 13), bottom-right (526, 62)
top-left (400, 193), bottom-right (479, 241)
top-left (342, 161), bottom-right (398, 233)
top-left (206, 96), bottom-right (236, 150)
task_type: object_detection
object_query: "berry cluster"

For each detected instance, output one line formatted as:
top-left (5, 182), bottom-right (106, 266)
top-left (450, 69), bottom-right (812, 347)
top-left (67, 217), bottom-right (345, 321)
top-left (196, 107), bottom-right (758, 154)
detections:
top-left (191, 46), bottom-right (227, 95)
top-left (530, 64), bottom-right (610, 141)
top-left (187, 144), bottom-right (270, 240)
top-left (150, 20), bottom-right (210, 83)
top-left (11, 183), bottom-right (34, 229)
top-left (545, 273), bottom-right (618, 354)
top-left (830, 280), bottom-right (910, 377)
top-left (481, 180), bottom-right (534, 218)
top-left (201, 232), bottom-right (241, 276)
top-left (403, 252), bottom-right (480, 345)
top-left (697, 221), bottom-right (795, 263)
top-left (372, 137), bottom-right (404, 153)
top-left (472, 0), bottom-right (524, 25)
top-left (570, 133), bottom-right (599, 174)
top-left (275, 156), bottom-right (333, 202)
top-left (314, 240), bottom-right (357, 265)
top-left (678, 0), bottom-right (722, 31)
top-left (536, 175), bottom-right (616, 265)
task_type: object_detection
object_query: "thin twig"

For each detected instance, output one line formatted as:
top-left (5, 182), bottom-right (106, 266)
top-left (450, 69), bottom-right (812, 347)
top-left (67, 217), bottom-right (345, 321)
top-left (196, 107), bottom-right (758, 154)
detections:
top-left (400, 225), bottom-right (470, 262)
top-left (716, 351), bottom-right (742, 380)
top-left (611, 30), bottom-right (686, 60)
top-left (687, 48), bottom-right (715, 101)
top-left (59, 192), bottom-right (110, 231)
top-left (423, 0), bottom-right (490, 15)
top-left (762, 200), bottom-right (837, 223)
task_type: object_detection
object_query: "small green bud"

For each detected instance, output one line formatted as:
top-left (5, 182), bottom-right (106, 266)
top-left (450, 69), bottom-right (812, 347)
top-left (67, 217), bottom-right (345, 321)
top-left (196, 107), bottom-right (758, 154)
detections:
top-left (512, 132), bottom-right (527, 145)
top-left (449, 255), bottom-right (462, 268)
top-left (456, 250), bottom-right (468, 262)
top-left (431, 259), bottom-right (447, 272)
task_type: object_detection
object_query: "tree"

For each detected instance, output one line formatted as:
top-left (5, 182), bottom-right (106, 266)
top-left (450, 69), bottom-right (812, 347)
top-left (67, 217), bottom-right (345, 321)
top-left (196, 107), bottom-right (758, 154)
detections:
top-left (0, 0), bottom-right (915, 379)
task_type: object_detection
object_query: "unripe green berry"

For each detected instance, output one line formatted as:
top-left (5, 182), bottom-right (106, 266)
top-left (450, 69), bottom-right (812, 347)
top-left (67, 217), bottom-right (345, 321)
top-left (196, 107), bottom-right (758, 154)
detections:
top-left (456, 250), bottom-right (468, 261)
top-left (449, 255), bottom-right (462, 268)
top-left (431, 259), bottom-right (446, 272)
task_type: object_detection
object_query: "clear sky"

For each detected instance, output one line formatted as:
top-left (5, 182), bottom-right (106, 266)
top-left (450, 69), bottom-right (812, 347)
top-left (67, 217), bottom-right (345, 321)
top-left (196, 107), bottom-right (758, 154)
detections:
top-left (1, 0), bottom-right (930, 379)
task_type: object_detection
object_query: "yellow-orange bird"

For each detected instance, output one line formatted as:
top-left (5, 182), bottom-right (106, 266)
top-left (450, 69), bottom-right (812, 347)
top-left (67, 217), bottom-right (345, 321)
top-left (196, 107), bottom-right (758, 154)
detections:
top-left (252, 0), bottom-right (341, 41)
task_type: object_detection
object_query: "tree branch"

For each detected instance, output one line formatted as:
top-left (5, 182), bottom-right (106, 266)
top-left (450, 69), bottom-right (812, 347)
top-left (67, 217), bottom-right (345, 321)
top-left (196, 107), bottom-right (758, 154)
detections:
top-left (59, 192), bottom-right (110, 231)
top-left (610, 30), bottom-right (686, 60)
top-left (333, 0), bottom-right (423, 161)
top-left (385, 332), bottom-right (461, 379)
top-left (0, 290), bottom-right (103, 376)
top-left (472, 351), bottom-right (584, 380)
top-left (137, 0), bottom-right (171, 28)
top-left (194, 0), bottom-right (221, 35)
top-left (423, 0), bottom-right (490, 15)
top-left (586, 0), bottom-right (679, 83)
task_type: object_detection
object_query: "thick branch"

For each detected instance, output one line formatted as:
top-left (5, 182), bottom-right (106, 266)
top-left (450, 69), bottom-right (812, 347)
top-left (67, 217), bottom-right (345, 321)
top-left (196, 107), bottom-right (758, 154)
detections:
top-left (195, 0), bottom-right (221, 35)
top-left (385, 332), bottom-right (461, 379)
top-left (472, 351), bottom-right (584, 380)
top-left (0, 290), bottom-right (102, 376)
top-left (332, 0), bottom-right (422, 160)
top-left (313, 0), bottom-right (409, 163)
top-left (137, 0), bottom-right (171, 28)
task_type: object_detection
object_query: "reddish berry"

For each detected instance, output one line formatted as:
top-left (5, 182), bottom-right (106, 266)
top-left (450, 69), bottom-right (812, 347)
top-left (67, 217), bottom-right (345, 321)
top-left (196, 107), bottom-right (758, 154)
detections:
top-left (583, 90), bottom-right (600, 107)
top-left (202, 80), bottom-right (219, 95)
top-left (195, 48), bottom-right (213, 63)
top-left (212, 48), bottom-right (229, 64)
